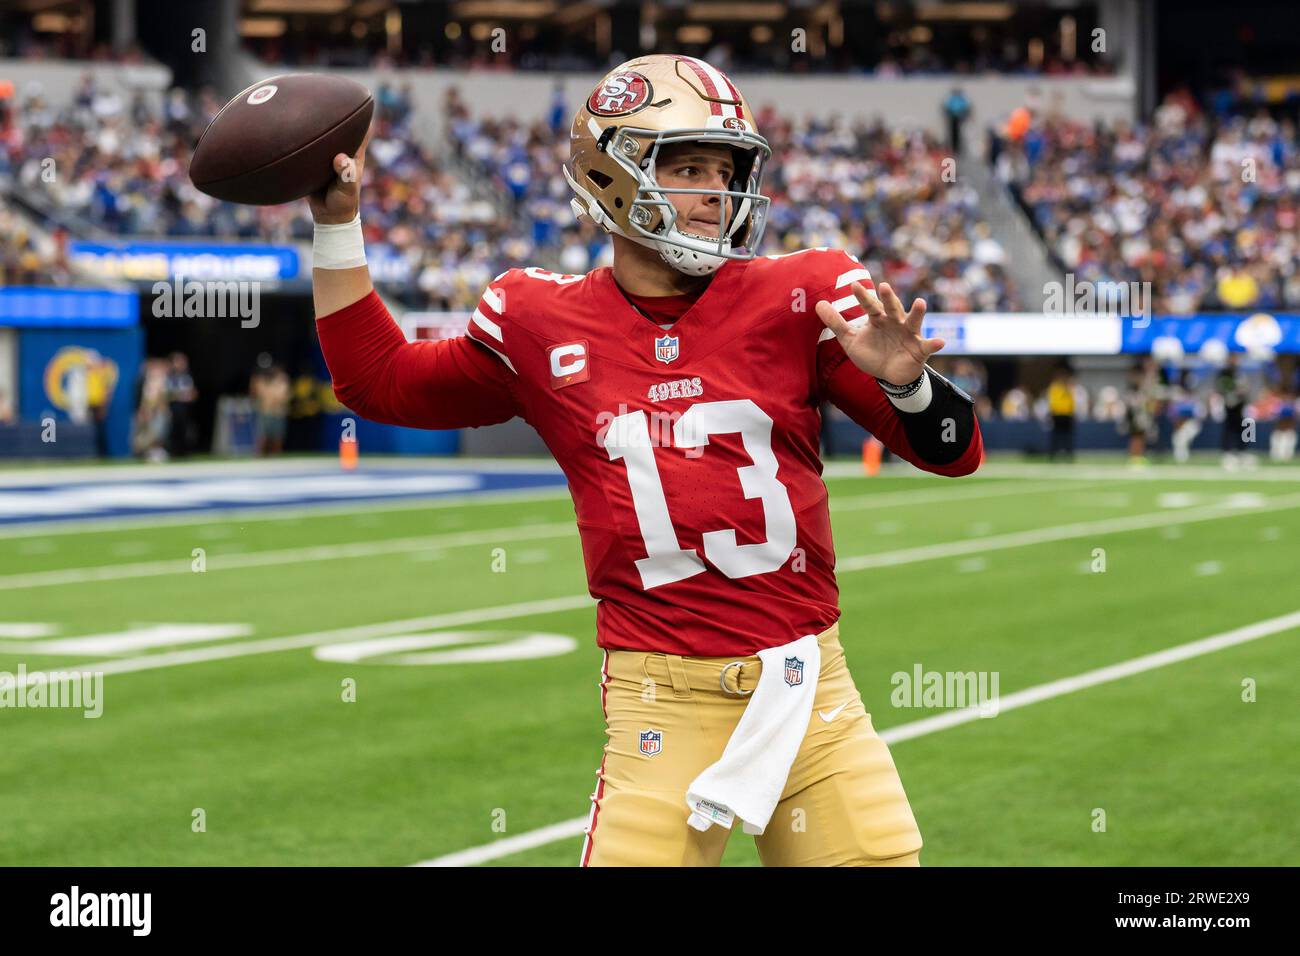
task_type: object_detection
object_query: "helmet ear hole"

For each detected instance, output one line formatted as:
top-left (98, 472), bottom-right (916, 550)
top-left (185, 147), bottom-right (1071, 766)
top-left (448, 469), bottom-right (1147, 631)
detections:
top-left (587, 169), bottom-right (613, 189)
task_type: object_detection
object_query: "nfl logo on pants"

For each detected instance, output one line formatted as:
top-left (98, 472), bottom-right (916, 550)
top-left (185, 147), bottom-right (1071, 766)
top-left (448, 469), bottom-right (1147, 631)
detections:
top-left (784, 656), bottom-right (804, 687)
top-left (639, 729), bottom-right (663, 757)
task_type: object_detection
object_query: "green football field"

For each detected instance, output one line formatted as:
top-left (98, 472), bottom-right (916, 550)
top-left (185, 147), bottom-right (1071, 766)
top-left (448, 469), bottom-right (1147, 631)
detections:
top-left (1, 458), bottom-right (1297, 866)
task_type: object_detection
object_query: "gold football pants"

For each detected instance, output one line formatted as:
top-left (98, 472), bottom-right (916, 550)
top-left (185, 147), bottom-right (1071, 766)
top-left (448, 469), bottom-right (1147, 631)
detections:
top-left (580, 622), bottom-right (923, 866)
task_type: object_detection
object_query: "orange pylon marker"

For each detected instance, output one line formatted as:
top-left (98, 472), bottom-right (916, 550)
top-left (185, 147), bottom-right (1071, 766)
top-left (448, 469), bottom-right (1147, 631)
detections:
top-left (340, 434), bottom-right (359, 471)
top-left (862, 436), bottom-right (882, 476)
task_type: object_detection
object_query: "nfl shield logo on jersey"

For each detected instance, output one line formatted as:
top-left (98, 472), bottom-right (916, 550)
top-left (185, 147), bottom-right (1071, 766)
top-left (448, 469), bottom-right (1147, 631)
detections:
top-left (784, 656), bottom-right (804, 687)
top-left (639, 729), bottom-right (663, 757)
top-left (654, 334), bottom-right (679, 364)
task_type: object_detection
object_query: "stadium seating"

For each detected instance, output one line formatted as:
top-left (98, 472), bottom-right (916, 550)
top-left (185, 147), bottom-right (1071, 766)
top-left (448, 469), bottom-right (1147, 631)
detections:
top-left (998, 95), bottom-right (1300, 313)
top-left (3, 75), bottom-right (1021, 311)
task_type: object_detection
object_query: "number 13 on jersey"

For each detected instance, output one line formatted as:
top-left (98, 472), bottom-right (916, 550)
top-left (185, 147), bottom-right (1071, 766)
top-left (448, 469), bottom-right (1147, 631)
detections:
top-left (601, 398), bottom-right (797, 589)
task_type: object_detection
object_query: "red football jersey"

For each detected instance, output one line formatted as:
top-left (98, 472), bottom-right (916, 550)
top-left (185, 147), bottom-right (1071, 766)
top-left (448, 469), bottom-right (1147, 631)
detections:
top-left (444, 248), bottom-right (978, 656)
top-left (318, 248), bottom-right (981, 656)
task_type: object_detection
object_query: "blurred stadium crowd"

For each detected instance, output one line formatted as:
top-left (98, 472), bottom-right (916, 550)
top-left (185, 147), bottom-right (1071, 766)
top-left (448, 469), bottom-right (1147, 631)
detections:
top-left (997, 91), bottom-right (1300, 313)
top-left (0, 51), bottom-right (1296, 461)
top-left (7, 71), bottom-right (1289, 321)
top-left (0, 73), bottom-right (1020, 313)
top-left (6, 73), bottom-right (1299, 320)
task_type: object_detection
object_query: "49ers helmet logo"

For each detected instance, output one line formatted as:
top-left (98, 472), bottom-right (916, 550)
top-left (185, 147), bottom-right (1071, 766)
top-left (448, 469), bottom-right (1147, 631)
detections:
top-left (588, 71), bottom-right (653, 116)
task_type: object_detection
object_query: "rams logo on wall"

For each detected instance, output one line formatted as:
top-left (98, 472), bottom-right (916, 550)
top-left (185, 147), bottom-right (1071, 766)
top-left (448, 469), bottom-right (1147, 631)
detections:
top-left (1234, 313), bottom-right (1284, 359)
top-left (43, 347), bottom-right (120, 414)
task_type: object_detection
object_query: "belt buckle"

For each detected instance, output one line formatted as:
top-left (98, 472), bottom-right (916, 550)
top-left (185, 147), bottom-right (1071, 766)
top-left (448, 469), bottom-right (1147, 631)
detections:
top-left (719, 660), bottom-right (754, 697)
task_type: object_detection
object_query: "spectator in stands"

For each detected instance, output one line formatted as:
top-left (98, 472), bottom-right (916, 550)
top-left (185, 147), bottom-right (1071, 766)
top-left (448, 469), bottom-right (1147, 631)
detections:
top-left (1000, 95), bottom-right (1300, 315)
top-left (942, 88), bottom-right (971, 156)
top-left (0, 387), bottom-right (15, 425)
top-left (5, 75), bottom-right (1025, 311)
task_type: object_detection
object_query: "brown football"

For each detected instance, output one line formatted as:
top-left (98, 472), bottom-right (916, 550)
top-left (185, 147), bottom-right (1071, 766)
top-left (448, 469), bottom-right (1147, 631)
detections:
top-left (189, 74), bottom-right (373, 205)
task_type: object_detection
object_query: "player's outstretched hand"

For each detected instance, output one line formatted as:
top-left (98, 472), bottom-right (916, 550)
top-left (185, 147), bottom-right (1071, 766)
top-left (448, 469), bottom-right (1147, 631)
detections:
top-left (308, 125), bottom-right (371, 225)
top-left (815, 281), bottom-right (944, 386)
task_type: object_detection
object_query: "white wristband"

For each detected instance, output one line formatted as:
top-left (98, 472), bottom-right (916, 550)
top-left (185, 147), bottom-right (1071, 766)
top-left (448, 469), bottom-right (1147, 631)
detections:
top-left (881, 369), bottom-right (934, 413)
top-left (313, 213), bottom-right (367, 270)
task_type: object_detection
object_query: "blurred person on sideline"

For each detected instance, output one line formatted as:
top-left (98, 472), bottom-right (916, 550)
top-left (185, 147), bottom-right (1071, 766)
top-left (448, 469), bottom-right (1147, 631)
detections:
top-left (1047, 366), bottom-right (1076, 461)
top-left (132, 358), bottom-right (171, 462)
top-left (165, 352), bottom-right (197, 458)
top-left (86, 353), bottom-right (115, 457)
top-left (250, 353), bottom-right (291, 457)
top-left (1215, 353), bottom-right (1251, 469)
top-left (1169, 371), bottom-right (1204, 464)
top-left (1268, 391), bottom-right (1296, 462)
top-left (1122, 362), bottom-right (1159, 465)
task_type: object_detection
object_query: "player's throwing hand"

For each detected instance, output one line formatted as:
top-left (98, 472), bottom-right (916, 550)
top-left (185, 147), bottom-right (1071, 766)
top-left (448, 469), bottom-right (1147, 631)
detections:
top-left (308, 127), bottom-right (372, 225)
top-left (815, 281), bottom-right (945, 386)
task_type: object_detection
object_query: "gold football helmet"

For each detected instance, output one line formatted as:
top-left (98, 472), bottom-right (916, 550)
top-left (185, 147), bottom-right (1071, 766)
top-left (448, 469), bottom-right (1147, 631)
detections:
top-left (564, 54), bottom-right (772, 276)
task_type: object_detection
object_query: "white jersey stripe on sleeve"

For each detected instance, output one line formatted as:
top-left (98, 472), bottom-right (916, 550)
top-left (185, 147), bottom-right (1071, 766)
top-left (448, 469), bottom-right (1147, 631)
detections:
top-left (471, 308), bottom-right (504, 343)
top-left (835, 268), bottom-right (872, 289)
top-left (830, 292), bottom-right (866, 314)
top-left (481, 287), bottom-right (504, 315)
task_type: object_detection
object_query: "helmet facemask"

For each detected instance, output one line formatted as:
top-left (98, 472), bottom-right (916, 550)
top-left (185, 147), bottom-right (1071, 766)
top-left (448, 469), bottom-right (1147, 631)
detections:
top-left (567, 121), bottom-right (772, 277)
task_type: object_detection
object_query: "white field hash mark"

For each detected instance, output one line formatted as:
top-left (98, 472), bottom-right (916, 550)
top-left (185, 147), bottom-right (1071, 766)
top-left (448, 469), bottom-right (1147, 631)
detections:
top-left (411, 607), bottom-right (1300, 866)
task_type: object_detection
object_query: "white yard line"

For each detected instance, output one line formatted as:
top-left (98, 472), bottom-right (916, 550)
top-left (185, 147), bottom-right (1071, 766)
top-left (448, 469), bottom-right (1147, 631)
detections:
top-left (836, 491), bottom-right (1300, 572)
top-left (412, 819), bottom-right (592, 868)
top-left (410, 607), bottom-right (1300, 866)
top-left (0, 472), bottom-right (1071, 541)
top-left (829, 478), bottom-right (1108, 512)
top-left (0, 480), bottom-right (1123, 589)
top-left (6, 489), bottom-right (1298, 676)
top-left (2, 596), bottom-right (597, 687)
top-left (11, 485), bottom-right (1294, 592)
top-left (0, 522), bottom-right (576, 590)
top-left (934, 462), bottom-right (1300, 483)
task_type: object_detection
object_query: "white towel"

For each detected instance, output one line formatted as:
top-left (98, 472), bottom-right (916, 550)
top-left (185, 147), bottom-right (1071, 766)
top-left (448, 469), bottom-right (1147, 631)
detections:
top-left (684, 633), bottom-right (820, 836)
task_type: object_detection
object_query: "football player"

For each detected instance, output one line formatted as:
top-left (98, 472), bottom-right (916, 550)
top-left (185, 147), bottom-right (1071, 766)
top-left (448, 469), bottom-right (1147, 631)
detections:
top-left (309, 54), bottom-right (983, 866)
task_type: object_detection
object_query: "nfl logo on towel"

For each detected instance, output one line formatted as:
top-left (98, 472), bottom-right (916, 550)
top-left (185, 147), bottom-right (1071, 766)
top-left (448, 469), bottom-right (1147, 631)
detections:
top-left (654, 334), bottom-right (679, 364)
top-left (784, 656), bottom-right (804, 687)
top-left (639, 729), bottom-right (663, 756)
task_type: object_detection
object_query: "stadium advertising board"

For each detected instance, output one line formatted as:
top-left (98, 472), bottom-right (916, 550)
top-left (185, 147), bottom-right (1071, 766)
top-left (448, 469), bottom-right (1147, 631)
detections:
top-left (69, 241), bottom-right (301, 283)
